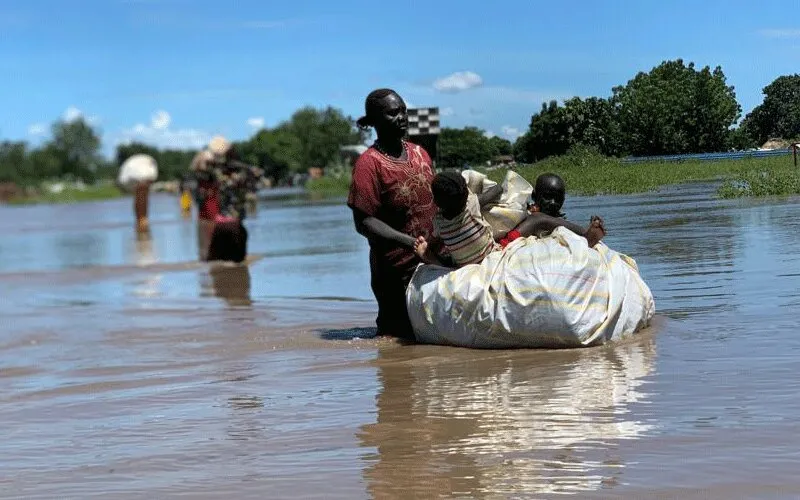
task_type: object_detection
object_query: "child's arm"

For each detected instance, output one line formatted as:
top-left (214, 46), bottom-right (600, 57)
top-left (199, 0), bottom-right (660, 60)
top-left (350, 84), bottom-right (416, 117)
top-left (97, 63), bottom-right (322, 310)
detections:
top-left (514, 213), bottom-right (607, 247)
top-left (477, 184), bottom-right (503, 208)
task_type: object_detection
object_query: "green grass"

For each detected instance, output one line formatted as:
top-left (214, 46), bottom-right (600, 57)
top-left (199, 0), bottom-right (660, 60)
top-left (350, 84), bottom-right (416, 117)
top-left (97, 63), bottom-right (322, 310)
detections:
top-left (292, 148), bottom-right (800, 200)
top-left (7, 183), bottom-right (125, 205)
top-left (717, 166), bottom-right (800, 198)
top-left (304, 174), bottom-right (352, 196)
top-left (486, 148), bottom-right (800, 199)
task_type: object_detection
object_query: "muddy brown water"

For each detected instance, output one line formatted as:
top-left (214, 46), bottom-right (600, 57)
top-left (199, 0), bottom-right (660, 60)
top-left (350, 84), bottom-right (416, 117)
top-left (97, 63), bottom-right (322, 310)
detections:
top-left (1, 184), bottom-right (799, 499)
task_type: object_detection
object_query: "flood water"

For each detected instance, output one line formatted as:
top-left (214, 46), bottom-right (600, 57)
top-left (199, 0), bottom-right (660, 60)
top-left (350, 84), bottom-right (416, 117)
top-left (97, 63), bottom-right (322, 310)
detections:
top-left (2, 184), bottom-right (800, 499)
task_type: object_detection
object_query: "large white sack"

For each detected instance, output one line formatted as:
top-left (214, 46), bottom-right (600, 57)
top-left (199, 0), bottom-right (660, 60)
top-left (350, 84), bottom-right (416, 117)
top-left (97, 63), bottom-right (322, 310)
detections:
top-left (406, 227), bottom-right (655, 348)
top-left (118, 154), bottom-right (159, 188)
top-left (461, 169), bottom-right (532, 235)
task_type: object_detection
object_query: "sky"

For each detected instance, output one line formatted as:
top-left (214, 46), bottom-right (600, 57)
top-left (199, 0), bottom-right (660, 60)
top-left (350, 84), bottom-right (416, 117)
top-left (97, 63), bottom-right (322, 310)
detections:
top-left (2, 0), bottom-right (799, 157)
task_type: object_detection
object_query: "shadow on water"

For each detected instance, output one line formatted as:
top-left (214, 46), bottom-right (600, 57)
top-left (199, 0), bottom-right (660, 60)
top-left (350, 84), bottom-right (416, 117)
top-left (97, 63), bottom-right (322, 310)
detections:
top-left (318, 327), bottom-right (379, 341)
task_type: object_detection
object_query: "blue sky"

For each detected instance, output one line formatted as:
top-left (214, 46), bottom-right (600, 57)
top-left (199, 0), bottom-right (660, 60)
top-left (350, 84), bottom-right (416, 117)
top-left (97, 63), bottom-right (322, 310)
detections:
top-left (2, 0), bottom-right (799, 156)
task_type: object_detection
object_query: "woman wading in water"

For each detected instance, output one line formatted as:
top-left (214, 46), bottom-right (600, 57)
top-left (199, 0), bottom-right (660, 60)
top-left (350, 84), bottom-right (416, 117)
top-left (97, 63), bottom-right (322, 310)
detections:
top-left (348, 89), bottom-right (444, 339)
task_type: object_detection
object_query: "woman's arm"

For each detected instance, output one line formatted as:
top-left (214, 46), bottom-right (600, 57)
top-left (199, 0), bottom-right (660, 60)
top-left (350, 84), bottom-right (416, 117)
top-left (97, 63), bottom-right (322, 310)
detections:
top-left (352, 209), bottom-right (416, 248)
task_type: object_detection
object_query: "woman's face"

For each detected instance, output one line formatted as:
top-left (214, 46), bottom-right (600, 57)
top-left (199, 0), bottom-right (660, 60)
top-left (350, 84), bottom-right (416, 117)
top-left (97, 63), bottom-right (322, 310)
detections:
top-left (372, 93), bottom-right (408, 138)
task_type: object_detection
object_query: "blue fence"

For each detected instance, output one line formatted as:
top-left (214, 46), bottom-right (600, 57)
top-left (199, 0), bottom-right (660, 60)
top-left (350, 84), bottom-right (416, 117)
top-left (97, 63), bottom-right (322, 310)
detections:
top-left (622, 148), bottom-right (793, 164)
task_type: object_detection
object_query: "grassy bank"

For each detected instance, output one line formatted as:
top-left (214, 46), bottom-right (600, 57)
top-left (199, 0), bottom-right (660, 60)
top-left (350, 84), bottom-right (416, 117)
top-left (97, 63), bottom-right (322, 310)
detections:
top-left (486, 149), bottom-right (800, 198)
top-left (304, 175), bottom-right (352, 196)
top-left (6, 183), bottom-right (124, 205)
top-left (294, 149), bottom-right (800, 200)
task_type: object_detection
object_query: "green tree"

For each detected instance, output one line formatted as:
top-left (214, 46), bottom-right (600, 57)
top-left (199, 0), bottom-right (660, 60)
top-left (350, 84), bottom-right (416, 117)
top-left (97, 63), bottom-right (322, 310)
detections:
top-left (612, 59), bottom-right (741, 155)
top-left (438, 127), bottom-right (494, 169)
top-left (116, 142), bottom-right (160, 166)
top-left (487, 135), bottom-right (513, 157)
top-left (284, 106), bottom-right (365, 171)
top-left (561, 96), bottom-right (624, 156)
top-left (739, 74), bottom-right (800, 145)
top-left (0, 141), bottom-right (29, 184)
top-left (725, 126), bottom-right (758, 151)
top-left (239, 126), bottom-right (303, 181)
top-left (28, 145), bottom-right (63, 182)
top-left (514, 100), bottom-right (571, 163)
top-left (50, 118), bottom-right (103, 181)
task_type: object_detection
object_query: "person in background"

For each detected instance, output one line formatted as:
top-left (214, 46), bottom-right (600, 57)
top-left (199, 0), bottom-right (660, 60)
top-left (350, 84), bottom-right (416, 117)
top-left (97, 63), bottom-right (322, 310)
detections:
top-left (179, 173), bottom-right (193, 218)
top-left (191, 136), bottom-right (263, 263)
top-left (117, 153), bottom-right (159, 235)
top-left (190, 149), bottom-right (219, 260)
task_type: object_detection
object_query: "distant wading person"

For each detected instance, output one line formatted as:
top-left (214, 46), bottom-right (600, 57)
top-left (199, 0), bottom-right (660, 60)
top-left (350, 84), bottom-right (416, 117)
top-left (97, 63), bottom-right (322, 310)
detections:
top-left (347, 88), bottom-right (443, 339)
top-left (190, 136), bottom-right (263, 263)
top-left (190, 149), bottom-right (220, 261)
top-left (117, 154), bottom-right (159, 235)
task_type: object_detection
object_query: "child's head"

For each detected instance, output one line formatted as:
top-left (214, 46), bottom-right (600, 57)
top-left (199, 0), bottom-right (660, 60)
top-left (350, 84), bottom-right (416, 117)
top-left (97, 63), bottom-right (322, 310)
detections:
top-left (532, 173), bottom-right (566, 217)
top-left (431, 171), bottom-right (469, 216)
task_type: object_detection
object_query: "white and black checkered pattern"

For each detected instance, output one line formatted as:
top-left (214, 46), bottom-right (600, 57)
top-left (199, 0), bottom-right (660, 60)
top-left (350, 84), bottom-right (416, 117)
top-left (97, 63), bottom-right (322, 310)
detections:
top-left (407, 107), bottom-right (441, 136)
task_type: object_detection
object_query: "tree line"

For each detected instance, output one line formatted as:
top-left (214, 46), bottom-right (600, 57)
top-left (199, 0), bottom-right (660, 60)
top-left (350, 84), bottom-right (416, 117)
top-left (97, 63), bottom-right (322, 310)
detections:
top-left (2, 59), bottom-right (799, 189)
top-left (1, 106), bottom-right (366, 188)
top-left (512, 60), bottom-right (800, 163)
top-left (380, 60), bottom-right (800, 169)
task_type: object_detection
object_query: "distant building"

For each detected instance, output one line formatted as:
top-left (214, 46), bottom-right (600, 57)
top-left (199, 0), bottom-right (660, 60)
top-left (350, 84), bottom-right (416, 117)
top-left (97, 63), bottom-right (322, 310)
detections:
top-left (760, 138), bottom-right (791, 151)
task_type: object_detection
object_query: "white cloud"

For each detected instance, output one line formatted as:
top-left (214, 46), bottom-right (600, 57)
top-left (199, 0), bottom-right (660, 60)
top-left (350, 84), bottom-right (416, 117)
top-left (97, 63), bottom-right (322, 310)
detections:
top-left (501, 125), bottom-right (523, 139)
top-left (61, 106), bottom-right (100, 125)
top-left (399, 82), bottom-right (571, 148)
top-left (483, 130), bottom-right (496, 138)
top-left (247, 116), bottom-right (265, 129)
top-left (151, 110), bottom-right (171, 130)
top-left (28, 123), bottom-right (47, 136)
top-left (118, 110), bottom-right (210, 150)
top-left (758, 28), bottom-right (800, 39)
top-left (63, 106), bottom-right (83, 122)
top-left (433, 71), bottom-right (483, 93)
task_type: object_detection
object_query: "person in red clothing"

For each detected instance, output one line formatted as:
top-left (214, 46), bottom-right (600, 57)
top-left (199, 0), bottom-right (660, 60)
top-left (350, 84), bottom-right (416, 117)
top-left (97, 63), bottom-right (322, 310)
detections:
top-left (348, 88), bottom-right (444, 339)
top-left (190, 149), bottom-right (219, 261)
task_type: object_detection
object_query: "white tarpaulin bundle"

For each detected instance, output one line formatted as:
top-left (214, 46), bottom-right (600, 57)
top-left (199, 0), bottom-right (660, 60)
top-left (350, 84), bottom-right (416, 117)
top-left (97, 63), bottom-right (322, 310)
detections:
top-left (461, 169), bottom-right (531, 234)
top-left (118, 154), bottom-right (159, 189)
top-left (406, 227), bottom-right (656, 348)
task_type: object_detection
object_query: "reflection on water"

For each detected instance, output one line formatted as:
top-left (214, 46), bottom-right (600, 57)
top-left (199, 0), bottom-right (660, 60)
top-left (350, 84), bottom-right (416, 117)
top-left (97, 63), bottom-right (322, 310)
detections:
top-left (199, 264), bottom-right (253, 307)
top-left (360, 337), bottom-right (656, 497)
top-left (130, 231), bottom-right (162, 298)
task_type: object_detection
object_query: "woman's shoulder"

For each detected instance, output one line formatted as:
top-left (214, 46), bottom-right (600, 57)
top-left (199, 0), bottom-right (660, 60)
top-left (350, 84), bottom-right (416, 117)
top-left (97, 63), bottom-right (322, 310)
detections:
top-left (354, 147), bottom-right (381, 168)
